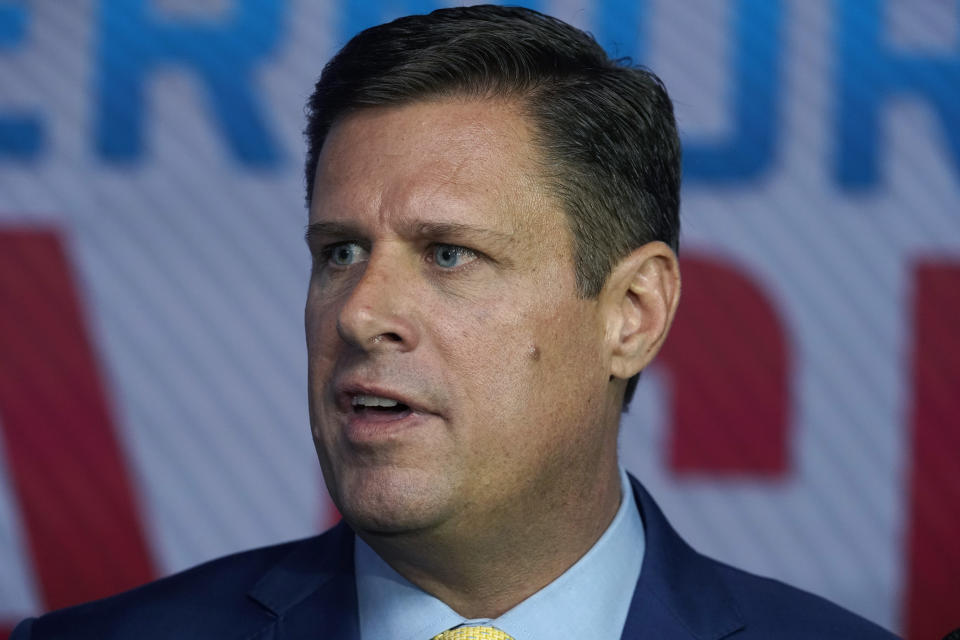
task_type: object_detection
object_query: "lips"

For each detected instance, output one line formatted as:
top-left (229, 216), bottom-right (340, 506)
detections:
top-left (333, 380), bottom-right (438, 441)
top-left (351, 403), bottom-right (414, 424)
top-left (350, 393), bottom-right (412, 422)
top-left (335, 382), bottom-right (428, 414)
top-left (352, 393), bottom-right (408, 409)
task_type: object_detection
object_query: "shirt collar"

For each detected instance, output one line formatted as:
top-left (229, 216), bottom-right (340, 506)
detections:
top-left (355, 468), bottom-right (645, 640)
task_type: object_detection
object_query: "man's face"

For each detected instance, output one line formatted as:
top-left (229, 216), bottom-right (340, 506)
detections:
top-left (306, 99), bottom-right (617, 538)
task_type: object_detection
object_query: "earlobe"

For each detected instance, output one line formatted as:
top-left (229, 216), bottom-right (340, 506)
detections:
top-left (603, 241), bottom-right (680, 380)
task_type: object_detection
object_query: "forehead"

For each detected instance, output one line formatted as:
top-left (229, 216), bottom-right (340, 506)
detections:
top-left (310, 99), bottom-right (558, 237)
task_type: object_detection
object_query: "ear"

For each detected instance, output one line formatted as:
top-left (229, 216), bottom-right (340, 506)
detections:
top-left (600, 241), bottom-right (681, 380)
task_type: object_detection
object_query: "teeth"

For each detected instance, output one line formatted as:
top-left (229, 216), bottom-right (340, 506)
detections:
top-left (352, 394), bottom-right (400, 408)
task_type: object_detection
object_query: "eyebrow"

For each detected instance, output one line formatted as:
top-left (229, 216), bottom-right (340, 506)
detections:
top-left (305, 220), bottom-right (517, 248)
top-left (304, 221), bottom-right (362, 244)
top-left (406, 221), bottom-right (516, 247)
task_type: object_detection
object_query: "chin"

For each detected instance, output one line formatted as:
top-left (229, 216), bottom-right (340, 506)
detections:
top-left (331, 466), bottom-right (455, 536)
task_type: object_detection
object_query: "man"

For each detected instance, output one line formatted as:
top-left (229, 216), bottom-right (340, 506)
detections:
top-left (12, 5), bottom-right (898, 639)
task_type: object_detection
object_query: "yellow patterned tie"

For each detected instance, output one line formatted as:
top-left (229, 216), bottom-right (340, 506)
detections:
top-left (432, 626), bottom-right (514, 640)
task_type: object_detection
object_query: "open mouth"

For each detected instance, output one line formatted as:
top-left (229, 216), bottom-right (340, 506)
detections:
top-left (350, 394), bottom-right (412, 419)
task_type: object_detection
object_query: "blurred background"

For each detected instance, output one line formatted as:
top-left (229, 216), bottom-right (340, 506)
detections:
top-left (0, 1), bottom-right (958, 638)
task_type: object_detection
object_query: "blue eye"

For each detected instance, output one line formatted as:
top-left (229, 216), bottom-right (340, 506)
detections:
top-left (327, 242), bottom-right (366, 266)
top-left (432, 244), bottom-right (475, 268)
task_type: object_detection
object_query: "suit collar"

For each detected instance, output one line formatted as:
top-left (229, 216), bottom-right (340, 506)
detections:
top-left (243, 479), bottom-right (745, 640)
top-left (623, 475), bottom-right (745, 639)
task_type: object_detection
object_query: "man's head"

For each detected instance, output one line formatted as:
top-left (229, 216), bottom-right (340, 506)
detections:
top-left (303, 5), bottom-right (681, 549)
top-left (305, 5), bottom-right (681, 408)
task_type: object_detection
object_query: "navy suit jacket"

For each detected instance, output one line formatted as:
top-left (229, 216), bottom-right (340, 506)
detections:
top-left (11, 476), bottom-right (899, 639)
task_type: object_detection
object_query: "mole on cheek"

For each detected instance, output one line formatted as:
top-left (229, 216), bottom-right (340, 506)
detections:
top-left (528, 345), bottom-right (541, 362)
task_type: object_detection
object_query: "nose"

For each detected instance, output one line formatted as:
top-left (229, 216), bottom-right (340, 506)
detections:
top-left (335, 252), bottom-right (420, 353)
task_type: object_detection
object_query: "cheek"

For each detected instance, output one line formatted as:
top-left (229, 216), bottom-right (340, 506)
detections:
top-left (523, 302), bottom-right (606, 411)
top-left (305, 289), bottom-right (342, 359)
top-left (440, 297), bottom-right (598, 419)
top-left (304, 286), bottom-right (324, 344)
top-left (305, 292), bottom-right (343, 429)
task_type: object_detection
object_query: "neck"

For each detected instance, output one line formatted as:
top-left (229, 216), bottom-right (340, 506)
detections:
top-left (358, 463), bottom-right (623, 619)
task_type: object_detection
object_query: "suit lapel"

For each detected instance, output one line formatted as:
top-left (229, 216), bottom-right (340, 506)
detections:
top-left (247, 522), bottom-right (361, 640)
top-left (620, 476), bottom-right (745, 640)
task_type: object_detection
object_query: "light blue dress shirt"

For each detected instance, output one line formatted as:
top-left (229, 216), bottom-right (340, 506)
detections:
top-left (355, 468), bottom-right (645, 640)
